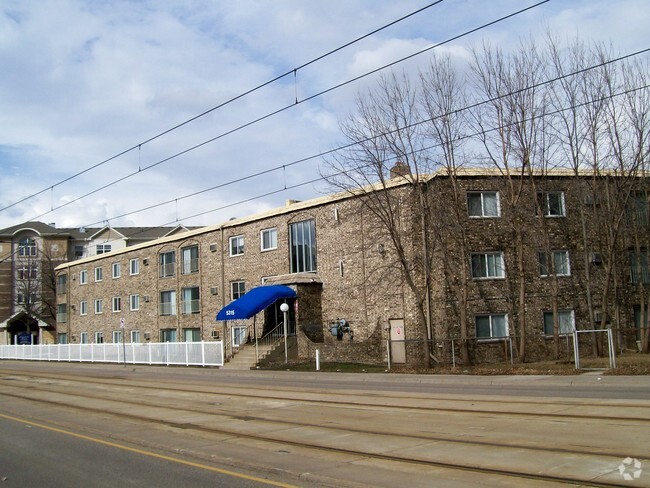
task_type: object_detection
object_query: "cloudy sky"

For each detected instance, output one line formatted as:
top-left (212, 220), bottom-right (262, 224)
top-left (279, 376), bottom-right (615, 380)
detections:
top-left (0, 0), bottom-right (648, 230)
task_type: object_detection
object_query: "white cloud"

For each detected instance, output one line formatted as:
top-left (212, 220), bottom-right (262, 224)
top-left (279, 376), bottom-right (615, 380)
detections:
top-left (0, 0), bottom-right (647, 229)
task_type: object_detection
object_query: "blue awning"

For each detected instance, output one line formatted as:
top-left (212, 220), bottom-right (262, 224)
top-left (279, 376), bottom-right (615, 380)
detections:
top-left (216, 285), bottom-right (296, 321)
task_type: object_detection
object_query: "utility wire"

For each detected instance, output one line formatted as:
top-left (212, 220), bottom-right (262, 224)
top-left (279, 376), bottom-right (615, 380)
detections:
top-left (2, 68), bottom-right (647, 263)
top-left (0, 0), bottom-right (446, 214)
top-left (23, 0), bottom-right (553, 224)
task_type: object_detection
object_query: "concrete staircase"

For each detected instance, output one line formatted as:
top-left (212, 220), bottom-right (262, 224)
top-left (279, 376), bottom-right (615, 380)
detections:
top-left (221, 342), bottom-right (280, 370)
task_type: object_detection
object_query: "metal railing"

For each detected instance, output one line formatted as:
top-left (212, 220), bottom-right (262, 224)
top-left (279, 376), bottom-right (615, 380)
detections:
top-left (0, 341), bottom-right (224, 367)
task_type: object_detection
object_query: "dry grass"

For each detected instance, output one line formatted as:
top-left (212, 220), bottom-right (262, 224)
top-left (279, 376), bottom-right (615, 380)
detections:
top-left (262, 352), bottom-right (650, 375)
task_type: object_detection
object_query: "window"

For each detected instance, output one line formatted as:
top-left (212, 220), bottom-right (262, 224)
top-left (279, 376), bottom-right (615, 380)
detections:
top-left (183, 328), bottom-right (201, 342)
top-left (539, 251), bottom-right (570, 277)
top-left (182, 245), bottom-right (199, 274)
top-left (17, 265), bottom-right (37, 280)
top-left (112, 262), bottom-right (121, 278)
top-left (131, 330), bottom-right (141, 343)
top-left (57, 333), bottom-right (68, 344)
top-left (94, 299), bottom-right (103, 314)
top-left (543, 310), bottom-right (575, 336)
top-left (80, 332), bottom-right (89, 344)
top-left (96, 244), bottom-right (112, 254)
top-left (630, 250), bottom-right (650, 284)
top-left (18, 237), bottom-right (37, 257)
top-left (94, 331), bottom-right (104, 344)
top-left (476, 314), bottom-right (508, 339)
top-left (130, 294), bottom-right (140, 311)
top-left (537, 191), bottom-right (565, 217)
top-left (80, 300), bottom-right (88, 316)
top-left (232, 326), bottom-right (247, 347)
top-left (229, 235), bottom-right (244, 256)
top-left (261, 228), bottom-right (278, 251)
top-left (74, 245), bottom-right (84, 259)
top-left (57, 274), bottom-right (67, 294)
top-left (112, 296), bottom-right (121, 312)
top-left (112, 330), bottom-right (122, 343)
top-left (129, 258), bottom-right (140, 276)
top-left (231, 281), bottom-right (245, 300)
top-left (467, 191), bottom-right (500, 217)
top-left (161, 329), bottom-right (177, 342)
top-left (627, 191), bottom-right (649, 226)
top-left (159, 290), bottom-right (176, 316)
top-left (80, 270), bottom-right (88, 285)
top-left (181, 287), bottom-right (200, 314)
top-left (159, 251), bottom-right (176, 278)
top-left (56, 304), bottom-right (67, 323)
top-left (289, 219), bottom-right (317, 273)
top-left (94, 266), bottom-right (103, 282)
top-left (471, 252), bottom-right (505, 279)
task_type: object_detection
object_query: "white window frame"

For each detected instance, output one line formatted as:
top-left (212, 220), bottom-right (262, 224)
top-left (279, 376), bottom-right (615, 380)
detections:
top-left (94, 331), bottom-right (104, 344)
top-left (229, 235), bottom-right (244, 257)
top-left (538, 191), bottom-right (566, 217)
top-left (232, 326), bottom-right (247, 347)
top-left (159, 250), bottom-right (176, 278)
top-left (94, 266), bottom-right (103, 282)
top-left (112, 296), bottom-right (121, 312)
top-left (80, 332), bottom-right (89, 344)
top-left (261, 228), bottom-right (278, 251)
top-left (543, 310), bottom-right (575, 336)
top-left (231, 281), bottom-right (245, 300)
top-left (112, 262), bottom-right (121, 279)
top-left (475, 314), bottom-right (509, 340)
top-left (131, 330), bottom-right (141, 343)
top-left (80, 300), bottom-right (88, 316)
top-left (538, 250), bottom-right (571, 277)
top-left (130, 294), bottom-right (140, 311)
top-left (94, 299), bottom-right (103, 314)
top-left (129, 258), bottom-right (140, 276)
top-left (471, 252), bottom-right (505, 279)
top-left (159, 290), bottom-right (177, 316)
top-left (96, 244), bottom-right (112, 255)
top-left (112, 330), bottom-right (122, 343)
top-left (467, 191), bottom-right (500, 218)
top-left (79, 269), bottom-right (88, 285)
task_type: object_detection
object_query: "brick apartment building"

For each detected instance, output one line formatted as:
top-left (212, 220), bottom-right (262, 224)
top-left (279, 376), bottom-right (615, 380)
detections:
top-left (0, 222), bottom-right (198, 346)
top-left (49, 169), bottom-right (649, 367)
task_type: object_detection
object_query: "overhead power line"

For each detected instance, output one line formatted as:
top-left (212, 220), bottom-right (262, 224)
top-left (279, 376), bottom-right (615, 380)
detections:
top-left (22, 0), bottom-right (553, 224)
top-left (0, 0), bottom-right (446, 214)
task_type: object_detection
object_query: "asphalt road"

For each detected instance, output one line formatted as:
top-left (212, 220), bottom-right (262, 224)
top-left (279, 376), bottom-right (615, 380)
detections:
top-left (0, 414), bottom-right (289, 488)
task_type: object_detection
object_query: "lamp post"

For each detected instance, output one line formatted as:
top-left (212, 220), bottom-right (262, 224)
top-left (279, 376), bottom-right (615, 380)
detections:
top-left (280, 302), bottom-right (289, 364)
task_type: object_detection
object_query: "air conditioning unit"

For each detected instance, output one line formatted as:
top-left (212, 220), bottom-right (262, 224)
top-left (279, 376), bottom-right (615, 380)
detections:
top-left (591, 252), bottom-right (603, 265)
top-left (210, 330), bottom-right (220, 339)
top-left (209, 243), bottom-right (218, 252)
top-left (143, 295), bottom-right (150, 303)
top-left (210, 286), bottom-right (218, 295)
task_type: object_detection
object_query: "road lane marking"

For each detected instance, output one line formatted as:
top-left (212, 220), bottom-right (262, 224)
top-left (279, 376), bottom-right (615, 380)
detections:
top-left (0, 412), bottom-right (299, 488)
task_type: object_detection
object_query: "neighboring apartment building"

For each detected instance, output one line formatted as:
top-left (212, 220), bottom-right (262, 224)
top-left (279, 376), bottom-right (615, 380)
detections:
top-left (0, 222), bottom-right (200, 345)
top-left (53, 169), bottom-right (649, 366)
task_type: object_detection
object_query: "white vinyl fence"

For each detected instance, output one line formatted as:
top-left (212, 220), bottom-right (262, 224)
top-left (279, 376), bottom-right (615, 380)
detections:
top-left (0, 341), bottom-right (224, 367)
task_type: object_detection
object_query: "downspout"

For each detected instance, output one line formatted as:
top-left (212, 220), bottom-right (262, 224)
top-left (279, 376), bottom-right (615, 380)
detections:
top-left (219, 226), bottom-right (228, 359)
top-left (420, 184), bottom-right (435, 363)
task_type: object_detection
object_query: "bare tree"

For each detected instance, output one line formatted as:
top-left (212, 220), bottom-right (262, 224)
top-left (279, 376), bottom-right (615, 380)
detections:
top-left (468, 40), bottom-right (548, 362)
top-left (324, 72), bottom-right (440, 366)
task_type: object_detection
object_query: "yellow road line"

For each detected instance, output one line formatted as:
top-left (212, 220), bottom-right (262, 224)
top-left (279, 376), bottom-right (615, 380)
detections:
top-left (0, 412), bottom-right (299, 488)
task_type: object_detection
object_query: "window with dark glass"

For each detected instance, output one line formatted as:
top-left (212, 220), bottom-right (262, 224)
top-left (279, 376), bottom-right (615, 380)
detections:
top-left (159, 251), bottom-right (176, 278)
top-left (289, 219), bottom-right (317, 273)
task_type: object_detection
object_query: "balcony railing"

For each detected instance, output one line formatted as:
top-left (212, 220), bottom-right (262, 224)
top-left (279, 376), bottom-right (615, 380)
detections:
top-left (181, 299), bottom-right (200, 315)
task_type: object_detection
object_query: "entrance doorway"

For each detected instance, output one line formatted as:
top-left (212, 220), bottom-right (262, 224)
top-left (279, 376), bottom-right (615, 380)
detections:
top-left (264, 299), bottom-right (295, 336)
top-left (389, 319), bottom-right (406, 364)
top-left (7, 317), bottom-right (39, 345)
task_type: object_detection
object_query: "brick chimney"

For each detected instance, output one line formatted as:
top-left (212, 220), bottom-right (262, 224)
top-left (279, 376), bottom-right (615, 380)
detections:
top-left (389, 161), bottom-right (410, 178)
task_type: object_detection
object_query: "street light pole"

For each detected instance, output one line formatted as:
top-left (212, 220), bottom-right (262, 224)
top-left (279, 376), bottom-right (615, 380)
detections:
top-left (280, 302), bottom-right (289, 364)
